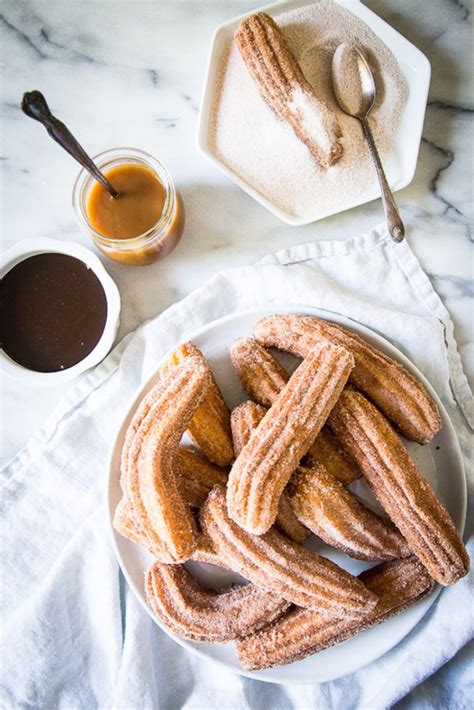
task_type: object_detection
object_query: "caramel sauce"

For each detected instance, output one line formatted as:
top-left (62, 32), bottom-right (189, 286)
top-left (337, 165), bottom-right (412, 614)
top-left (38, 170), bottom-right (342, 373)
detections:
top-left (87, 164), bottom-right (166, 239)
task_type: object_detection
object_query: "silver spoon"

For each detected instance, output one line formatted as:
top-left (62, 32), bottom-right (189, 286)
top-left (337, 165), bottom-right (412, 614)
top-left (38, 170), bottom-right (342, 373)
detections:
top-left (331, 44), bottom-right (404, 242)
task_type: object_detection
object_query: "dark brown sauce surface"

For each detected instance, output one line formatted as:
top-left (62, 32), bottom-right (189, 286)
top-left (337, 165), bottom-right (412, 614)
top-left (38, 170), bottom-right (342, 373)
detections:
top-left (0, 253), bottom-right (107, 372)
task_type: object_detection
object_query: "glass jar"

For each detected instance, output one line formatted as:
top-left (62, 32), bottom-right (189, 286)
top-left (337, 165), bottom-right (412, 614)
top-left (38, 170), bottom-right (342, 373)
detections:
top-left (72, 147), bottom-right (185, 265)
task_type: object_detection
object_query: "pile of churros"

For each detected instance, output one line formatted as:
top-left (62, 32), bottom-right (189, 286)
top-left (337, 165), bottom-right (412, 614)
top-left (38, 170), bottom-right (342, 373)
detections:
top-left (114, 314), bottom-right (469, 671)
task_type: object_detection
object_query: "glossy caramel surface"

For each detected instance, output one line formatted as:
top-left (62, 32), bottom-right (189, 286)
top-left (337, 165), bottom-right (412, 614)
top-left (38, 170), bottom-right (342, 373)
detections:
top-left (87, 163), bottom-right (166, 239)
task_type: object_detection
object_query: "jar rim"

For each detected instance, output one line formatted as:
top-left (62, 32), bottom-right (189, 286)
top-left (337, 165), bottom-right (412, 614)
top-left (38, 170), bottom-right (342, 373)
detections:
top-left (72, 147), bottom-right (176, 250)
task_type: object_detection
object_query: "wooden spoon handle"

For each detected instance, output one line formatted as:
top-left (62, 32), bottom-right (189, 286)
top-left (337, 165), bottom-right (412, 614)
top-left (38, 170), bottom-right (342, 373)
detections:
top-left (21, 91), bottom-right (119, 199)
top-left (361, 118), bottom-right (404, 243)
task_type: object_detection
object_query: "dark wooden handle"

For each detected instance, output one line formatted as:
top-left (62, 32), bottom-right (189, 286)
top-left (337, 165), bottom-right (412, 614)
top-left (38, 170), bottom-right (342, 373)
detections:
top-left (21, 91), bottom-right (119, 199)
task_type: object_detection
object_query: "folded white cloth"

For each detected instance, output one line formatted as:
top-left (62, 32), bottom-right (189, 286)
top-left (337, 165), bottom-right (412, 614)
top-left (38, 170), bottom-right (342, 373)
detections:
top-left (1, 226), bottom-right (472, 710)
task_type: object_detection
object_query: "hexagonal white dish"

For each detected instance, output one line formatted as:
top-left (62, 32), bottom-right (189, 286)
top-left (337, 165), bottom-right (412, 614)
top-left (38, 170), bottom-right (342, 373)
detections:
top-left (108, 305), bottom-right (466, 684)
top-left (197, 0), bottom-right (431, 226)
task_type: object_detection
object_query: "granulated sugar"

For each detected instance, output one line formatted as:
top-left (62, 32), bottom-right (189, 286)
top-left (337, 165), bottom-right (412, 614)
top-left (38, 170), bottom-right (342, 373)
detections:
top-left (209, 0), bottom-right (408, 220)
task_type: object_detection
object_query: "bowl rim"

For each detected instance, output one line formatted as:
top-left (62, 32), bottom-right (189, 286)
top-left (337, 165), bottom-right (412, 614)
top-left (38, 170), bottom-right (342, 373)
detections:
top-left (0, 238), bottom-right (121, 384)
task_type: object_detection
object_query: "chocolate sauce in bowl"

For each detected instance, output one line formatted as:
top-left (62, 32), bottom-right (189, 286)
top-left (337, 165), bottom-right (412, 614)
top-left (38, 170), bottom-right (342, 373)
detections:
top-left (0, 253), bottom-right (107, 372)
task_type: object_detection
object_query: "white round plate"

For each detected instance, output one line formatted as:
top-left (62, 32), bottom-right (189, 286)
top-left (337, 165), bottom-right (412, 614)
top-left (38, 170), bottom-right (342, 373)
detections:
top-left (107, 305), bottom-right (466, 684)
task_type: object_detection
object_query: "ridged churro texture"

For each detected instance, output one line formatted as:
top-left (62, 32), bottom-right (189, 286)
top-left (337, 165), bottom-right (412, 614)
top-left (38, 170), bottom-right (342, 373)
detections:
top-left (114, 493), bottom-right (230, 570)
top-left (163, 342), bottom-right (234, 466)
top-left (145, 562), bottom-right (289, 643)
top-left (236, 556), bottom-right (434, 670)
top-left (230, 337), bottom-right (288, 406)
top-left (328, 389), bottom-right (469, 585)
top-left (122, 358), bottom-right (211, 562)
top-left (175, 448), bottom-right (229, 508)
top-left (227, 342), bottom-right (355, 534)
top-left (115, 450), bottom-right (227, 552)
top-left (287, 464), bottom-right (410, 561)
top-left (306, 426), bottom-right (360, 485)
top-left (253, 314), bottom-right (442, 444)
top-left (201, 487), bottom-right (377, 617)
top-left (235, 13), bottom-right (343, 168)
top-left (230, 401), bottom-right (267, 457)
top-left (230, 401), bottom-right (310, 543)
top-left (230, 337), bottom-right (361, 484)
top-left (190, 534), bottom-right (228, 568)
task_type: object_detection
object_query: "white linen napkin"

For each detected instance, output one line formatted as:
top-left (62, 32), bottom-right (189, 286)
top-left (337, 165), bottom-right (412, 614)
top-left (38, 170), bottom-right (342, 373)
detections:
top-left (1, 226), bottom-right (472, 710)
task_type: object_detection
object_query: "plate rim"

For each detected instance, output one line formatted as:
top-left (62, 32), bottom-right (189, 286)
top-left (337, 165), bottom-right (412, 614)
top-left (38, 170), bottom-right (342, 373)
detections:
top-left (106, 304), bottom-right (466, 684)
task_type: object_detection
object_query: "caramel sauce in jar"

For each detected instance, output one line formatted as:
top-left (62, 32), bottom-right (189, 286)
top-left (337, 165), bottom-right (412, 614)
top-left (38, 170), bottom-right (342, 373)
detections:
top-left (87, 164), bottom-right (166, 239)
top-left (73, 148), bottom-right (184, 265)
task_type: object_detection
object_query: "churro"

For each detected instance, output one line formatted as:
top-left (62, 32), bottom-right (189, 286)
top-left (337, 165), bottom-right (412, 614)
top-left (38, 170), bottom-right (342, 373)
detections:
top-left (227, 341), bottom-right (354, 534)
top-left (230, 401), bottom-right (267, 457)
top-left (145, 562), bottom-right (289, 643)
top-left (235, 13), bottom-right (343, 168)
top-left (176, 447), bottom-right (229, 508)
top-left (306, 426), bottom-right (360, 485)
top-left (163, 342), bottom-right (234, 466)
top-left (287, 464), bottom-right (410, 561)
top-left (253, 314), bottom-right (441, 444)
top-left (201, 486), bottom-right (377, 617)
top-left (125, 358), bottom-right (211, 562)
top-left (230, 338), bottom-right (360, 483)
top-left (230, 337), bottom-right (288, 407)
top-left (113, 495), bottom-right (151, 550)
top-left (328, 389), bottom-right (469, 585)
top-left (237, 556), bottom-right (434, 670)
top-left (231, 400), bottom-right (310, 543)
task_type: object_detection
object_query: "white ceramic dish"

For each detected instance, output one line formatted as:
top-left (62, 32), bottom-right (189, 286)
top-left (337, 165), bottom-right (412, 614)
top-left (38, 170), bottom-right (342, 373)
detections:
top-left (197, 0), bottom-right (431, 226)
top-left (0, 238), bottom-right (121, 384)
top-left (108, 305), bottom-right (466, 684)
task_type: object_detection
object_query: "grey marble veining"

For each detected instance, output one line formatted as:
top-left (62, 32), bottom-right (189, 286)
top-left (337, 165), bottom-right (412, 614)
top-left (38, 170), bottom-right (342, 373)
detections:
top-left (0, 0), bottom-right (472, 463)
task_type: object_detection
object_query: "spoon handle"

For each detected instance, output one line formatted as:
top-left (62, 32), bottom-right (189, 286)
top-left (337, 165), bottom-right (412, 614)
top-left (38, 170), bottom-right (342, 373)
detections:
top-left (21, 91), bottom-right (119, 199)
top-left (360, 118), bottom-right (404, 243)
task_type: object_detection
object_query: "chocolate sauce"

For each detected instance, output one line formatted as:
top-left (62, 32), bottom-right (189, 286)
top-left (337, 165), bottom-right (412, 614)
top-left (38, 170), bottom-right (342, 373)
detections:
top-left (0, 253), bottom-right (107, 372)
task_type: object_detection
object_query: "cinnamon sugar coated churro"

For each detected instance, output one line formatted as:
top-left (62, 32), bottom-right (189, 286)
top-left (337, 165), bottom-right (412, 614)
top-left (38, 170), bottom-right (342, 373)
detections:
top-left (230, 401), bottom-right (267, 457)
top-left (328, 389), bottom-right (469, 585)
top-left (112, 314), bottom-right (467, 672)
top-left (306, 426), bottom-right (360, 485)
top-left (230, 337), bottom-right (288, 406)
top-left (123, 358), bottom-right (211, 562)
top-left (227, 341), bottom-right (354, 534)
top-left (201, 486), bottom-right (377, 617)
top-left (176, 448), bottom-right (228, 508)
top-left (230, 337), bottom-right (361, 483)
top-left (145, 562), bottom-right (289, 642)
top-left (236, 557), bottom-right (434, 670)
top-left (235, 13), bottom-right (343, 168)
top-left (231, 400), bottom-right (310, 543)
top-left (253, 314), bottom-right (441, 444)
top-left (288, 464), bottom-right (410, 561)
top-left (113, 496), bottom-right (151, 550)
top-left (163, 342), bottom-right (234, 466)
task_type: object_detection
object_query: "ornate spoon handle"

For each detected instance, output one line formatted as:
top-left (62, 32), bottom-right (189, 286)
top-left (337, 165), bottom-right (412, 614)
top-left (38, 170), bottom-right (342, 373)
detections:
top-left (361, 117), bottom-right (404, 243)
top-left (21, 90), bottom-right (119, 199)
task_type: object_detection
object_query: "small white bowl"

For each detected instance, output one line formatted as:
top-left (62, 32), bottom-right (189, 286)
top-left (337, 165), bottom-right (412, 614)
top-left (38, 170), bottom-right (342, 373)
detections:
top-left (0, 238), bottom-right (121, 384)
top-left (197, 0), bottom-right (431, 226)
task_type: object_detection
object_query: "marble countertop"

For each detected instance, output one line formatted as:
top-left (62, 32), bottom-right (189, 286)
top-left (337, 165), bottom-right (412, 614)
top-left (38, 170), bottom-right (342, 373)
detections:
top-left (1, 0), bottom-right (472, 465)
